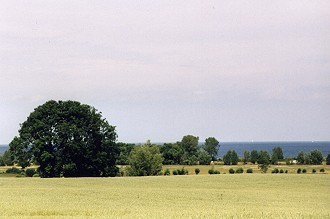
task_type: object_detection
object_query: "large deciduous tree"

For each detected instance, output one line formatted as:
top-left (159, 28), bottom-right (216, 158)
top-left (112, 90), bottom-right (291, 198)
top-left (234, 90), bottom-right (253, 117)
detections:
top-left (9, 100), bottom-right (119, 177)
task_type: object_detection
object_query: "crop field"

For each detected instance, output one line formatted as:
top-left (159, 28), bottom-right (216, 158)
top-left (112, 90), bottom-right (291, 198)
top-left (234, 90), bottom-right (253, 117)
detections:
top-left (0, 174), bottom-right (329, 218)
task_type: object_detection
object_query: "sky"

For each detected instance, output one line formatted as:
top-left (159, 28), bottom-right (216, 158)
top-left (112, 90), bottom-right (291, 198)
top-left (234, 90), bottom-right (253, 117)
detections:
top-left (0, 1), bottom-right (329, 144)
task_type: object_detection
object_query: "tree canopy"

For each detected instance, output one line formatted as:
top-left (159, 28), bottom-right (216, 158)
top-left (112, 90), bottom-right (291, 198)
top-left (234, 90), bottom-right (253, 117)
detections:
top-left (126, 141), bottom-right (163, 176)
top-left (203, 137), bottom-right (220, 161)
top-left (9, 100), bottom-right (119, 177)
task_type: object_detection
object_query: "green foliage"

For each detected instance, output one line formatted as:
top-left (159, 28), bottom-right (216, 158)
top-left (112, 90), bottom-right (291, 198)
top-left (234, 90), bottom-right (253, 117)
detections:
top-left (172, 167), bottom-right (188, 175)
top-left (246, 168), bottom-right (253, 173)
top-left (272, 168), bottom-right (279, 174)
top-left (160, 143), bottom-right (183, 165)
top-left (326, 154), bottom-right (330, 165)
top-left (320, 168), bottom-right (325, 173)
top-left (309, 150), bottom-right (323, 165)
top-left (223, 150), bottom-right (238, 165)
top-left (312, 169), bottom-right (316, 173)
top-left (235, 167), bottom-right (243, 174)
top-left (6, 167), bottom-right (21, 174)
top-left (231, 150), bottom-right (239, 165)
top-left (302, 169), bottom-right (307, 173)
top-left (195, 168), bottom-right (200, 175)
top-left (257, 150), bottom-right (270, 173)
top-left (297, 151), bottom-right (305, 164)
top-left (198, 151), bottom-right (212, 165)
top-left (285, 157), bottom-right (293, 165)
top-left (279, 169), bottom-right (284, 174)
top-left (229, 168), bottom-right (235, 174)
top-left (250, 150), bottom-right (258, 164)
top-left (25, 168), bottom-right (36, 177)
top-left (127, 141), bottom-right (163, 176)
top-left (1, 150), bottom-right (14, 166)
top-left (208, 168), bottom-right (220, 174)
top-left (243, 150), bottom-right (250, 164)
top-left (203, 137), bottom-right (220, 161)
top-left (164, 169), bottom-right (170, 176)
top-left (180, 135), bottom-right (199, 158)
top-left (285, 170), bottom-right (288, 173)
top-left (0, 155), bottom-right (4, 166)
top-left (271, 147), bottom-right (284, 164)
top-left (9, 100), bottom-right (119, 177)
top-left (297, 168), bottom-right (301, 174)
top-left (116, 143), bottom-right (135, 165)
top-left (257, 150), bottom-right (270, 165)
top-left (223, 150), bottom-right (232, 165)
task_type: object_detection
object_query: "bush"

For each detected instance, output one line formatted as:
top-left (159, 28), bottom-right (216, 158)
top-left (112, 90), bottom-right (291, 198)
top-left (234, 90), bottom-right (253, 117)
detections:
top-left (25, 168), bottom-right (36, 177)
top-left (172, 170), bottom-right (178, 175)
top-left (302, 169), bottom-right (307, 173)
top-left (208, 169), bottom-right (214, 174)
top-left (214, 170), bottom-right (220, 174)
top-left (246, 168), bottom-right (253, 173)
top-left (195, 168), bottom-right (200, 175)
top-left (312, 169), bottom-right (316, 173)
top-left (297, 168), bottom-right (301, 174)
top-left (33, 173), bottom-right (39, 177)
top-left (274, 168), bottom-right (279, 174)
top-left (285, 170), bottom-right (288, 173)
top-left (175, 168), bottom-right (188, 175)
top-left (164, 169), bottom-right (170, 176)
top-left (320, 168), bottom-right (325, 173)
top-left (229, 168), bottom-right (235, 174)
top-left (6, 167), bottom-right (21, 174)
top-left (279, 169), bottom-right (284, 173)
top-left (235, 167), bottom-right (243, 174)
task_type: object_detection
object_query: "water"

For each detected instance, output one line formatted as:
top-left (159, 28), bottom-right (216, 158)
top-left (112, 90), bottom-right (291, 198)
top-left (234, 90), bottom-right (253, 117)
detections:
top-left (1, 141), bottom-right (329, 157)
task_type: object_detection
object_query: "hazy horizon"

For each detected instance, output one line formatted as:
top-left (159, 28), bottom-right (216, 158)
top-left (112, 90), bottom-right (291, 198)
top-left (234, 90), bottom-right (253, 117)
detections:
top-left (1, 1), bottom-right (329, 144)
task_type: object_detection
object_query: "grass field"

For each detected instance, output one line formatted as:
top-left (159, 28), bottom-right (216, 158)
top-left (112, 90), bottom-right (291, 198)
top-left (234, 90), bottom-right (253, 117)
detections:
top-left (0, 174), bottom-right (329, 218)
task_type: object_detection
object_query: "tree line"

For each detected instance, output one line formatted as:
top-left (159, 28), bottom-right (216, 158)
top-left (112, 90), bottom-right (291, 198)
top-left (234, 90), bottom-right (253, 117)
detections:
top-left (2, 100), bottom-right (329, 177)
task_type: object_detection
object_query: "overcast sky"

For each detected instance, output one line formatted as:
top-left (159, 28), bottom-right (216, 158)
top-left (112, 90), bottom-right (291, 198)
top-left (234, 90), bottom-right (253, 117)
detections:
top-left (1, 1), bottom-right (329, 144)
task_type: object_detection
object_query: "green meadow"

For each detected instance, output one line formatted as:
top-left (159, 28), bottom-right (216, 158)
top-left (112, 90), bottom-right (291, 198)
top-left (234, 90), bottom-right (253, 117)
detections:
top-left (0, 174), bottom-right (329, 218)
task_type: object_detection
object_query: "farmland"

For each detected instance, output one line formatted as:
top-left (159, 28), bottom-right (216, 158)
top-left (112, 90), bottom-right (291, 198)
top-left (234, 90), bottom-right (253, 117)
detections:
top-left (0, 174), bottom-right (329, 218)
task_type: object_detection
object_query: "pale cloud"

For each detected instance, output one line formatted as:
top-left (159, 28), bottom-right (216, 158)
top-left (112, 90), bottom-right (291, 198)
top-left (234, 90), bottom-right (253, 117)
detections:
top-left (0, 0), bottom-right (329, 143)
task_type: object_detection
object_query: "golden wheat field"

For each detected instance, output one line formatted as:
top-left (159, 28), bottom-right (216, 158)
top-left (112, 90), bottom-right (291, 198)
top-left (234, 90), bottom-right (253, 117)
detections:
top-left (0, 174), bottom-right (329, 218)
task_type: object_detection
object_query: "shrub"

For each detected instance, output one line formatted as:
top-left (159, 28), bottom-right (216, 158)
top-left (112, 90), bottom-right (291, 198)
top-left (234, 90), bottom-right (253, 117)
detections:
top-left (164, 169), bottom-right (170, 176)
top-left (320, 168), bottom-right (325, 173)
top-left (235, 167), bottom-right (243, 174)
top-left (285, 170), bottom-right (288, 173)
top-left (208, 169), bottom-right (214, 174)
top-left (297, 168), bottom-right (301, 174)
top-left (246, 168), bottom-right (253, 173)
top-left (176, 168), bottom-right (188, 175)
top-left (274, 168), bottom-right (279, 174)
top-left (312, 169), bottom-right (316, 173)
top-left (6, 167), bottom-right (21, 174)
top-left (195, 168), bottom-right (200, 175)
top-left (25, 168), bottom-right (36, 177)
top-left (229, 168), bottom-right (235, 174)
top-left (302, 169), bottom-right (307, 173)
top-left (279, 169), bottom-right (284, 173)
top-left (213, 170), bottom-right (220, 174)
top-left (172, 170), bottom-right (178, 175)
top-left (33, 173), bottom-right (39, 177)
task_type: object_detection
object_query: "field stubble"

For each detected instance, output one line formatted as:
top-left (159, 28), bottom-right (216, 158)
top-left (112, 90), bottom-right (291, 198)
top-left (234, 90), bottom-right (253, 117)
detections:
top-left (0, 174), bottom-right (329, 218)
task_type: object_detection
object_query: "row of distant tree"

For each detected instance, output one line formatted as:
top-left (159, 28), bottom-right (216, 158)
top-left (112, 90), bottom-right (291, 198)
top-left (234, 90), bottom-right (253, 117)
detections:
top-left (3, 100), bottom-right (330, 178)
top-left (2, 135), bottom-right (329, 168)
top-left (117, 139), bottom-right (329, 166)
